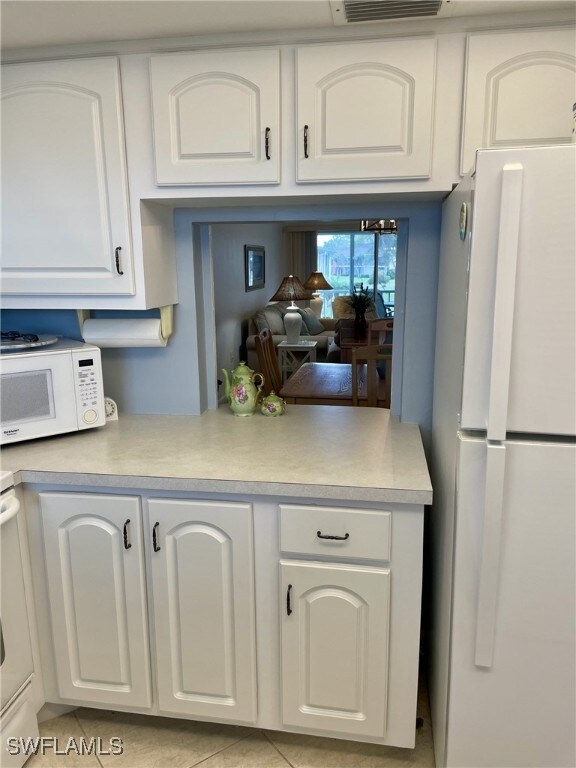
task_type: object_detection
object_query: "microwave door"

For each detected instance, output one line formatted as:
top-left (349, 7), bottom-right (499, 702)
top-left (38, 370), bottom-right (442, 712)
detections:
top-left (1, 368), bottom-right (56, 424)
top-left (0, 353), bottom-right (78, 442)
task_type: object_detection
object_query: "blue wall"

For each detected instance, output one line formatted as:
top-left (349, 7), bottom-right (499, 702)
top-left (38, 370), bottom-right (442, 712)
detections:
top-left (1, 308), bottom-right (82, 340)
top-left (1, 216), bottom-right (201, 414)
top-left (1, 200), bottom-right (442, 432)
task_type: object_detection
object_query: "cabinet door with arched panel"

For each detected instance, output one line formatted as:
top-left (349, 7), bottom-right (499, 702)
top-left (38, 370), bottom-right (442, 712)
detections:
top-left (150, 49), bottom-right (280, 185)
top-left (40, 492), bottom-right (151, 708)
top-left (147, 498), bottom-right (257, 723)
top-left (280, 560), bottom-right (390, 738)
top-left (460, 27), bottom-right (576, 175)
top-left (1, 58), bottom-right (134, 297)
top-left (296, 38), bottom-right (436, 182)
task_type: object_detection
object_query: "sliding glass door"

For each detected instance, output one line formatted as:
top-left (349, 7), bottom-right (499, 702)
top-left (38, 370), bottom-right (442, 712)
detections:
top-left (316, 232), bottom-right (396, 318)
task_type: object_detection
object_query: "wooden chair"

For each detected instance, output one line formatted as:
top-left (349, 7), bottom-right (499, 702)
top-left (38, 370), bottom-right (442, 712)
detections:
top-left (254, 328), bottom-right (282, 395)
top-left (367, 317), bottom-right (394, 344)
top-left (351, 343), bottom-right (393, 408)
top-left (336, 317), bottom-right (393, 345)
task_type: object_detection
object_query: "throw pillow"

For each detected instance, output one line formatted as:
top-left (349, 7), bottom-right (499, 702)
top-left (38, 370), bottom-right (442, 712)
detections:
top-left (253, 305), bottom-right (285, 335)
top-left (334, 318), bottom-right (354, 346)
top-left (252, 311), bottom-right (269, 334)
top-left (264, 306), bottom-right (286, 335)
top-left (332, 295), bottom-right (378, 322)
top-left (297, 307), bottom-right (325, 335)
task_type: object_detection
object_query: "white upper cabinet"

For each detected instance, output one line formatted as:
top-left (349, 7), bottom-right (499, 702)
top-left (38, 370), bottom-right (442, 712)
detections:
top-left (296, 38), bottom-right (437, 182)
top-left (1, 58), bottom-right (135, 296)
top-left (150, 48), bottom-right (280, 185)
top-left (460, 28), bottom-right (576, 175)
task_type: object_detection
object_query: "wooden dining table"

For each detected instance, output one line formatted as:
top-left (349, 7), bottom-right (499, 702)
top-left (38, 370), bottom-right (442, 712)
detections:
top-left (280, 362), bottom-right (387, 407)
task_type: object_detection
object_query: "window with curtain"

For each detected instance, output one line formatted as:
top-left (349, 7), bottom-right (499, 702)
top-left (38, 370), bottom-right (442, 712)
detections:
top-left (317, 232), bottom-right (396, 318)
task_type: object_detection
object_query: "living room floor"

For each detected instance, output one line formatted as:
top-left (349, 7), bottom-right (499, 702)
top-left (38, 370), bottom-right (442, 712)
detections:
top-left (27, 677), bottom-right (434, 768)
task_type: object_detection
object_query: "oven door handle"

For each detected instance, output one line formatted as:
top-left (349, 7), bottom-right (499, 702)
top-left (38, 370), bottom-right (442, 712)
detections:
top-left (0, 493), bottom-right (20, 526)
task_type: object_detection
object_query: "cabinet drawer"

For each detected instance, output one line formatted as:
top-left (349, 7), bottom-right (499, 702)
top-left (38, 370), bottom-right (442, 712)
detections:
top-left (280, 505), bottom-right (390, 561)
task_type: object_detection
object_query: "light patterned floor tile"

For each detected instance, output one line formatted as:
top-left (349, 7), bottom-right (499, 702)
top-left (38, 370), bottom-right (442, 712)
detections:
top-left (193, 732), bottom-right (292, 767)
top-left (75, 711), bottom-right (257, 768)
top-left (266, 726), bottom-right (434, 768)
top-left (25, 713), bottom-right (101, 767)
top-left (27, 679), bottom-right (435, 768)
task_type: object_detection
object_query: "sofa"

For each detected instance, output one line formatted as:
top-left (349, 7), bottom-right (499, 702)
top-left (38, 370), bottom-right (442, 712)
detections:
top-left (245, 304), bottom-right (340, 370)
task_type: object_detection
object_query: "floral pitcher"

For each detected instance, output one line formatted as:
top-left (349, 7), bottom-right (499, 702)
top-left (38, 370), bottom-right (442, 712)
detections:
top-left (221, 362), bottom-right (265, 417)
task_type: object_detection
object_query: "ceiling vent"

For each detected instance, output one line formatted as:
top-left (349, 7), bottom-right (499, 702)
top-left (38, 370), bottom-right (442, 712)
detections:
top-left (331, 1), bottom-right (444, 25)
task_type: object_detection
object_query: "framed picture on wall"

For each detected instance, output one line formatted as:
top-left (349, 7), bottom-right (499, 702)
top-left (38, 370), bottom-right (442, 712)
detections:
top-left (245, 245), bottom-right (265, 291)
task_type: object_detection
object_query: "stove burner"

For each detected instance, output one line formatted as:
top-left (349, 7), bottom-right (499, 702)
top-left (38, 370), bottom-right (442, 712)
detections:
top-left (0, 332), bottom-right (59, 352)
top-left (1, 331), bottom-right (40, 343)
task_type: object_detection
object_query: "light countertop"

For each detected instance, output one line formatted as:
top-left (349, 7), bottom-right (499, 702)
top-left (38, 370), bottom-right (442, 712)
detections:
top-left (1, 406), bottom-right (432, 504)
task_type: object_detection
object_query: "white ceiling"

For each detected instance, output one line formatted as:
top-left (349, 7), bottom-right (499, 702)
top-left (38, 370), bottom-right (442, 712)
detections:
top-left (1, 0), bottom-right (574, 52)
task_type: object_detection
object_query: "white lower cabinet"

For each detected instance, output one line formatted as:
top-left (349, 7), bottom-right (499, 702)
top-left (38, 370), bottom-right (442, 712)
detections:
top-left (147, 498), bottom-right (257, 722)
top-left (279, 504), bottom-right (394, 739)
top-left (281, 561), bottom-right (390, 738)
top-left (34, 489), bottom-right (422, 747)
top-left (40, 493), bottom-right (151, 708)
top-left (39, 492), bottom-right (257, 723)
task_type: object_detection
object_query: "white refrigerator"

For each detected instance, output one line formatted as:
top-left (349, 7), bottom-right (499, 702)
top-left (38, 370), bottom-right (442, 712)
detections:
top-left (429, 145), bottom-right (576, 768)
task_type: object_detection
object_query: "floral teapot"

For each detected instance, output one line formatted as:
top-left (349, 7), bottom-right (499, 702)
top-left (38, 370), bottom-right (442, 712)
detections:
top-left (221, 361), bottom-right (265, 417)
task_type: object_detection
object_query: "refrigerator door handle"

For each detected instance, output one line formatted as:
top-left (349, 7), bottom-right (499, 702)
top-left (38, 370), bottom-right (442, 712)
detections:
top-left (487, 163), bottom-right (524, 442)
top-left (475, 442), bottom-right (507, 668)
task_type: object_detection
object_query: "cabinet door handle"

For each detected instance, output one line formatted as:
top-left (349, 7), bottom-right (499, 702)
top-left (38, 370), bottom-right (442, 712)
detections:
top-left (115, 246), bottom-right (124, 275)
top-left (265, 127), bottom-right (271, 160)
top-left (123, 519), bottom-right (132, 550)
top-left (286, 584), bottom-right (293, 616)
top-left (152, 522), bottom-right (161, 552)
top-left (317, 530), bottom-right (350, 541)
top-left (303, 125), bottom-right (309, 159)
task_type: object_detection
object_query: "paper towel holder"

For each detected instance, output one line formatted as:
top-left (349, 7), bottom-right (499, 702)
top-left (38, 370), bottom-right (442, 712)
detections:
top-left (76, 305), bottom-right (174, 344)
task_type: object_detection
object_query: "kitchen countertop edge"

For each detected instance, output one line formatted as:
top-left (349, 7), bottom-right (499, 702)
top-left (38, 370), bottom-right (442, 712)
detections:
top-left (13, 468), bottom-right (432, 505)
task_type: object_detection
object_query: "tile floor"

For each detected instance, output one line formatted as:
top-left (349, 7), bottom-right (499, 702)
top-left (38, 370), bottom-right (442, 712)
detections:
top-left (27, 680), bottom-right (434, 768)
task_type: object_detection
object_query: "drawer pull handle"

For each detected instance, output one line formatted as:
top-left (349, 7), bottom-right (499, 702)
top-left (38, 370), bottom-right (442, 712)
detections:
top-left (123, 519), bottom-right (132, 550)
top-left (287, 584), bottom-right (293, 616)
top-left (152, 522), bottom-right (161, 552)
top-left (317, 530), bottom-right (350, 541)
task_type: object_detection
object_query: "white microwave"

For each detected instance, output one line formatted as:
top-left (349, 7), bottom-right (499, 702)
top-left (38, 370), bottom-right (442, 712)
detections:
top-left (0, 338), bottom-right (105, 444)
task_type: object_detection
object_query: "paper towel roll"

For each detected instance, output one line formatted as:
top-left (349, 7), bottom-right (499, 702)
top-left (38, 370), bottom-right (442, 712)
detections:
top-left (81, 318), bottom-right (168, 347)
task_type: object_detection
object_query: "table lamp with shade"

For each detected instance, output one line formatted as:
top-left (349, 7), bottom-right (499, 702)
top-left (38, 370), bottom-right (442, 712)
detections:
top-left (303, 271), bottom-right (333, 318)
top-left (269, 275), bottom-right (309, 344)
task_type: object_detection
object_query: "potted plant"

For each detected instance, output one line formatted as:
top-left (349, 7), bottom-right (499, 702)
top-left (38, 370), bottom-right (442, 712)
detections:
top-left (350, 283), bottom-right (372, 339)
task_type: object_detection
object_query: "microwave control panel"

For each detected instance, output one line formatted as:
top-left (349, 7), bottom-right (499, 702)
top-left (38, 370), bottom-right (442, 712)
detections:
top-left (72, 349), bottom-right (105, 429)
